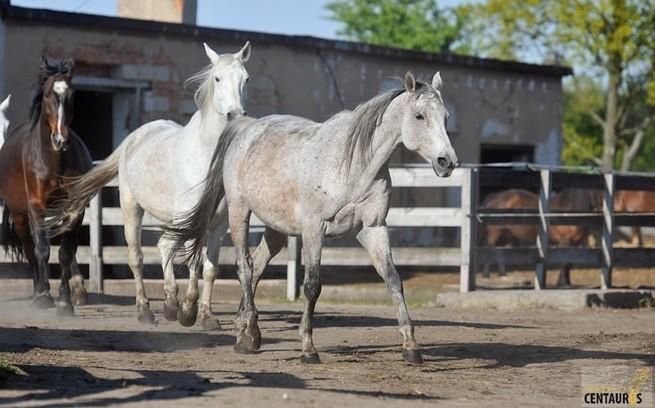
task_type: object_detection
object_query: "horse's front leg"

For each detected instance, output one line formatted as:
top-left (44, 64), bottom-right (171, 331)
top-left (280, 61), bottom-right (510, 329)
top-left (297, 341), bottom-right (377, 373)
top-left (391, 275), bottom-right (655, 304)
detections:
top-left (69, 258), bottom-right (88, 305)
top-left (56, 217), bottom-right (83, 316)
top-left (357, 225), bottom-right (422, 364)
top-left (230, 206), bottom-right (260, 354)
top-left (29, 212), bottom-right (54, 309)
top-left (299, 225), bottom-right (324, 364)
top-left (237, 227), bottom-right (287, 315)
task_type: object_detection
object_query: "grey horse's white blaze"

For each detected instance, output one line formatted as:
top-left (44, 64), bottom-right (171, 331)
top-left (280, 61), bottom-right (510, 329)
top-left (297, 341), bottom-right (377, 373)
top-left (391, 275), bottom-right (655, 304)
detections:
top-left (53, 80), bottom-right (68, 147)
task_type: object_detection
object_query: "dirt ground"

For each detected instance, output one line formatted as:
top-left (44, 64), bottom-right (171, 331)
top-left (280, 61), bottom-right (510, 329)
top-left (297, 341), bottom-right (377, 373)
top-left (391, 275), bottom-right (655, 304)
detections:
top-left (0, 295), bottom-right (654, 408)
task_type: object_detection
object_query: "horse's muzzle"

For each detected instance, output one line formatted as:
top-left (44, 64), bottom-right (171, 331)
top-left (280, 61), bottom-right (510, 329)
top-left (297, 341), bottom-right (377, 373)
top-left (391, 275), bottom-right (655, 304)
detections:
top-left (52, 134), bottom-right (68, 152)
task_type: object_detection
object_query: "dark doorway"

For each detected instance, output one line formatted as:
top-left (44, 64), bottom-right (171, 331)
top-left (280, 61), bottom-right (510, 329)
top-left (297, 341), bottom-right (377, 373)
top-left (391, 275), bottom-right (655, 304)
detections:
top-left (480, 143), bottom-right (534, 165)
top-left (72, 90), bottom-right (113, 160)
top-left (479, 144), bottom-right (537, 202)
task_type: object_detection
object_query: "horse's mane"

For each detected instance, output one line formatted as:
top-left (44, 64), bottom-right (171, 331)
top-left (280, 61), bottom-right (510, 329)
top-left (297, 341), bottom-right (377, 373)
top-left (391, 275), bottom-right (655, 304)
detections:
top-left (184, 56), bottom-right (237, 124)
top-left (343, 81), bottom-right (431, 172)
top-left (30, 59), bottom-right (73, 129)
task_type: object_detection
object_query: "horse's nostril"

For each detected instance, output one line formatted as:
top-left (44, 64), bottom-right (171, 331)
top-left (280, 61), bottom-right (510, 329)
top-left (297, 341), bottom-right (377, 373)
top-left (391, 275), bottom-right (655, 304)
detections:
top-left (437, 157), bottom-right (448, 168)
top-left (227, 112), bottom-right (233, 120)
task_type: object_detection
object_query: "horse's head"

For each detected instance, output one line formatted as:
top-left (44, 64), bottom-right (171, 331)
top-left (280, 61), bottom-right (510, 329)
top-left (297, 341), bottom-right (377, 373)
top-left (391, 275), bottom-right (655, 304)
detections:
top-left (38, 57), bottom-right (75, 152)
top-left (399, 71), bottom-right (457, 177)
top-left (0, 94), bottom-right (10, 139)
top-left (202, 41), bottom-right (250, 121)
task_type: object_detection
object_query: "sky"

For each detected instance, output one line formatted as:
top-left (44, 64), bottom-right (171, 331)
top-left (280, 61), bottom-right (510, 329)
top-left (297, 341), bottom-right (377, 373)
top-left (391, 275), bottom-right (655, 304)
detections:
top-left (11, 0), bottom-right (469, 40)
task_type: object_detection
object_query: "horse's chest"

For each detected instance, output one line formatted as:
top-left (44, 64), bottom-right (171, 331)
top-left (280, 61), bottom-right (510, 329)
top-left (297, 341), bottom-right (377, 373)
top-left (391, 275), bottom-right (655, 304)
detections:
top-left (325, 178), bottom-right (390, 236)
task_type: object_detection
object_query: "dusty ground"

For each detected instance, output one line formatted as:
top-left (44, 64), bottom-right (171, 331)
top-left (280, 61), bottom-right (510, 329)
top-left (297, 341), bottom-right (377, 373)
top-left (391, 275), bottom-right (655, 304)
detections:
top-left (0, 296), bottom-right (654, 408)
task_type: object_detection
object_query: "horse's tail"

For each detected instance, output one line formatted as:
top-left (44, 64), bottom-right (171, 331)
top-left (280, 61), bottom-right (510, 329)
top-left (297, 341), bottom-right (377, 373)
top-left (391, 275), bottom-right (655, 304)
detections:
top-left (1, 204), bottom-right (23, 262)
top-left (164, 116), bottom-right (254, 267)
top-left (45, 138), bottom-right (127, 236)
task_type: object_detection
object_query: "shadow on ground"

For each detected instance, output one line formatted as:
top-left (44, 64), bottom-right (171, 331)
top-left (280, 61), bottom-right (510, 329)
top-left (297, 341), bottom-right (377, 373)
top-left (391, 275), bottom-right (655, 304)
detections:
top-left (0, 364), bottom-right (438, 407)
top-left (324, 341), bottom-right (655, 370)
top-left (258, 309), bottom-right (534, 331)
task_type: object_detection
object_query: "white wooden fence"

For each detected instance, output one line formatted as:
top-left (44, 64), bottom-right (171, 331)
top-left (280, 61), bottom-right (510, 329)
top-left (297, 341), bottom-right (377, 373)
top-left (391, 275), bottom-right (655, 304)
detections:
top-left (3, 166), bottom-right (655, 299)
top-left (0, 166), bottom-right (469, 300)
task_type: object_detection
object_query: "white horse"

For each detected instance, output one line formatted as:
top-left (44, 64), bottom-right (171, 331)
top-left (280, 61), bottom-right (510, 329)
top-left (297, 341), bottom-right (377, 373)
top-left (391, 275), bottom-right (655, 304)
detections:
top-left (0, 94), bottom-right (10, 148)
top-left (47, 42), bottom-right (251, 329)
top-left (165, 72), bottom-right (457, 364)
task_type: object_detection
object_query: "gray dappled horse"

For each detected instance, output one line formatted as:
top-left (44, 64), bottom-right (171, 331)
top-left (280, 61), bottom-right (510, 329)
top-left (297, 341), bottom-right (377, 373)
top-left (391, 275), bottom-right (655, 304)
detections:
top-left (165, 72), bottom-right (457, 364)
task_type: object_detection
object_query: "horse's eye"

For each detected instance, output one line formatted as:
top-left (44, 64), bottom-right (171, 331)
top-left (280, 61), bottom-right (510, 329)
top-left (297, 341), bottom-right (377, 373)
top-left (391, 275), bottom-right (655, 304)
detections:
top-left (415, 113), bottom-right (424, 120)
top-left (215, 77), bottom-right (220, 82)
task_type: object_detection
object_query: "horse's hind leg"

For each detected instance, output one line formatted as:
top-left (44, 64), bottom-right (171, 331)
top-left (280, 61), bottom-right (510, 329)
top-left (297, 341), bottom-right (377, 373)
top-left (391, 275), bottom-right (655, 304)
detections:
top-left (56, 217), bottom-right (83, 316)
top-left (357, 225), bottom-right (422, 364)
top-left (157, 236), bottom-right (179, 322)
top-left (120, 186), bottom-right (155, 324)
top-left (230, 205), bottom-right (260, 354)
top-left (298, 225), bottom-right (324, 364)
top-left (177, 243), bottom-right (201, 327)
top-left (197, 217), bottom-right (229, 331)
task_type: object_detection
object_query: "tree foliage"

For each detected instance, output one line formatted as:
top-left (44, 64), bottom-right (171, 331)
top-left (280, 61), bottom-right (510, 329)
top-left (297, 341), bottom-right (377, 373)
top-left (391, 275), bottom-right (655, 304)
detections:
top-left (325, 0), bottom-right (470, 53)
top-left (325, 0), bottom-right (655, 171)
top-left (470, 0), bottom-right (655, 170)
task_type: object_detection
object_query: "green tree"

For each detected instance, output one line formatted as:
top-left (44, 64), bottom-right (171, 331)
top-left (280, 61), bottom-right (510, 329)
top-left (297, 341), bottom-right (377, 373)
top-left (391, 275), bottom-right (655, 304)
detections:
top-left (325, 0), bottom-right (471, 54)
top-left (561, 77), bottom-right (604, 167)
top-left (470, 0), bottom-right (655, 171)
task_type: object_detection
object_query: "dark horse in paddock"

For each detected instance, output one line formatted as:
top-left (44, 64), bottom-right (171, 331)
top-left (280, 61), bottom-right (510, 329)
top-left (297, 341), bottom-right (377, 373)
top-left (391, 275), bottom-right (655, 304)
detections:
top-left (480, 188), bottom-right (600, 287)
top-left (0, 57), bottom-right (92, 313)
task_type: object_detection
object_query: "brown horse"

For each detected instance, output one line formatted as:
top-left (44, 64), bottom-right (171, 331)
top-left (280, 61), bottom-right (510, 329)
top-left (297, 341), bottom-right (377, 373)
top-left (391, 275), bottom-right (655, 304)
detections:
top-left (480, 188), bottom-right (599, 286)
top-left (0, 57), bottom-right (92, 313)
top-left (614, 190), bottom-right (655, 246)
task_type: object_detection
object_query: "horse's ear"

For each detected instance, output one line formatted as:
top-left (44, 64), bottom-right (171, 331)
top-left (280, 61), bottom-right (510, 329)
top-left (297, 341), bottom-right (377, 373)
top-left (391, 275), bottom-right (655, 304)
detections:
top-left (235, 41), bottom-right (251, 62)
top-left (0, 94), bottom-right (10, 112)
top-left (404, 71), bottom-right (416, 92)
top-left (63, 58), bottom-right (76, 79)
top-left (432, 71), bottom-right (442, 90)
top-left (203, 42), bottom-right (220, 64)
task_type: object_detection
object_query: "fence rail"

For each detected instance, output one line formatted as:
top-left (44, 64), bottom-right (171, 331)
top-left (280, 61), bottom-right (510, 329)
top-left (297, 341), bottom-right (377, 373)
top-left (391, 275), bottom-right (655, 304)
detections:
top-left (2, 166), bottom-right (655, 298)
top-left (0, 167), bottom-right (467, 300)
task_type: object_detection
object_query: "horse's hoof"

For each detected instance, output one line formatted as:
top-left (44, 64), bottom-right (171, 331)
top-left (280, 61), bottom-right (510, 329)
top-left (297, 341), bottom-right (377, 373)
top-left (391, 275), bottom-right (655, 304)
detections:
top-left (300, 353), bottom-right (321, 364)
top-left (234, 336), bottom-right (259, 354)
top-left (56, 302), bottom-right (74, 317)
top-left (137, 308), bottom-right (156, 325)
top-left (32, 295), bottom-right (55, 309)
top-left (163, 299), bottom-right (179, 322)
top-left (70, 287), bottom-right (88, 306)
top-left (177, 301), bottom-right (198, 327)
top-left (199, 316), bottom-right (222, 331)
top-left (402, 349), bottom-right (424, 365)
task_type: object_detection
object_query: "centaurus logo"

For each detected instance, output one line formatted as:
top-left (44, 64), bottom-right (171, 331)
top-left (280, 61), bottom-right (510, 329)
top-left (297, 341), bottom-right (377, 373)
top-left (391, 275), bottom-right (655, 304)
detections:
top-left (581, 366), bottom-right (652, 407)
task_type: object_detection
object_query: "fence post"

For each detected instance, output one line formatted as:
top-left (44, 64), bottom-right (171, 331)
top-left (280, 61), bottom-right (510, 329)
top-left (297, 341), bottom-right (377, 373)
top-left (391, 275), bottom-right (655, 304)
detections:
top-left (460, 168), bottom-right (478, 293)
top-left (286, 236), bottom-right (300, 301)
top-left (601, 173), bottom-right (614, 289)
top-left (89, 193), bottom-right (103, 293)
top-left (535, 169), bottom-right (551, 290)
